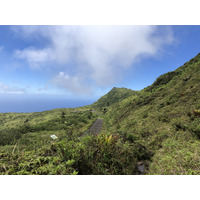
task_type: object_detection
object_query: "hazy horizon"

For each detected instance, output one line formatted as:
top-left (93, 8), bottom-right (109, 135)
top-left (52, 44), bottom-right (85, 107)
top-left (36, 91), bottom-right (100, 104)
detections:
top-left (0, 94), bottom-right (96, 113)
top-left (1, 25), bottom-right (200, 112)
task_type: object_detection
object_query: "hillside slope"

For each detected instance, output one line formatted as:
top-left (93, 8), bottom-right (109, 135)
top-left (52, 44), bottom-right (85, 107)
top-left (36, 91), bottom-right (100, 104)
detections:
top-left (92, 87), bottom-right (138, 109)
top-left (0, 53), bottom-right (200, 175)
top-left (104, 53), bottom-right (200, 174)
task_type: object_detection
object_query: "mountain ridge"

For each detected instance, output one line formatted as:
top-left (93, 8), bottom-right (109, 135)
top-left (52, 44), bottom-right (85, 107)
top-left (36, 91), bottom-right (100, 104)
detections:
top-left (92, 87), bottom-right (138, 109)
top-left (0, 53), bottom-right (200, 174)
top-left (103, 52), bottom-right (200, 174)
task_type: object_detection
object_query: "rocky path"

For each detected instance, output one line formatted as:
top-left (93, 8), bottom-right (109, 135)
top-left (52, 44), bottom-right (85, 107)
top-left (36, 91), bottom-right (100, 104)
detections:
top-left (89, 118), bottom-right (103, 135)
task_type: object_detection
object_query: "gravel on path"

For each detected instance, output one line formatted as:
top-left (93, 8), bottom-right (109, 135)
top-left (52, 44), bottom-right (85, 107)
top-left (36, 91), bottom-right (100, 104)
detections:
top-left (89, 118), bottom-right (103, 135)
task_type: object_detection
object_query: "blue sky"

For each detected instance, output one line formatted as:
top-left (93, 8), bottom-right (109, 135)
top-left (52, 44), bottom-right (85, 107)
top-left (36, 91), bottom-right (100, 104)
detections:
top-left (0, 25), bottom-right (200, 111)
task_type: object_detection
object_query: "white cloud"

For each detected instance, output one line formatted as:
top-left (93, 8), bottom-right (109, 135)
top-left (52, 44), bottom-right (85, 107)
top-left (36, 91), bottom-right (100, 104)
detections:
top-left (50, 72), bottom-right (92, 95)
top-left (13, 26), bottom-right (175, 93)
top-left (0, 82), bottom-right (26, 94)
top-left (15, 47), bottom-right (50, 63)
top-left (15, 47), bottom-right (52, 68)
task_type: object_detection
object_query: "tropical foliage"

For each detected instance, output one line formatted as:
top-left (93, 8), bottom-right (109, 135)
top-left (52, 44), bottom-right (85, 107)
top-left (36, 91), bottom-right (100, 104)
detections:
top-left (1, 53), bottom-right (200, 174)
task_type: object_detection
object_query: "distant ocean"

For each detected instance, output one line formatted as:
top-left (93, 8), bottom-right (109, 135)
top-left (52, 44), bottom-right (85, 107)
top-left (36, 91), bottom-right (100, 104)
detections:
top-left (0, 94), bottom-right (97, 113)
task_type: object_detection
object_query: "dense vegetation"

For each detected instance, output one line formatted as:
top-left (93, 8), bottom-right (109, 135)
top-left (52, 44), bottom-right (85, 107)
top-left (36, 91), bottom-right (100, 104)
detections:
top-left (104, 53), bottom-right (200, 174)
top-left (92, 87), bottom-right (138, 110)
top-left (0, 53), bottom-right (200, 174)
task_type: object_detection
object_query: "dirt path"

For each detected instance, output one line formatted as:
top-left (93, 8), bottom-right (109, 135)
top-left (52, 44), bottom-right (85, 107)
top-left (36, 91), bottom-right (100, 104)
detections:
top-left (89, 118), bottom-right (103, 135)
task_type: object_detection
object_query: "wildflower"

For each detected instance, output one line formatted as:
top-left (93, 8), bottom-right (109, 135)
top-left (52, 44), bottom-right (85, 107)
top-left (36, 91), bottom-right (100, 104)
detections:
top-left (50, 134), bottom-right (58, 140)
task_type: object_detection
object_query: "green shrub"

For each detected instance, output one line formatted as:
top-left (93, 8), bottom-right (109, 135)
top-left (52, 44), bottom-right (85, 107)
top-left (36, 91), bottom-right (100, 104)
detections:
top-left (57, 133), bottom-right (139, 175)
top-left (193, 109), bottom-right (200, 117)
top-left (149, 138), bottom-right (200, 175)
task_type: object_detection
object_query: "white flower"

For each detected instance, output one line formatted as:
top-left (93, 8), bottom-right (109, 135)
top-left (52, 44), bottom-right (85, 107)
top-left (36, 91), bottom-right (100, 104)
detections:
top-left (50, 134), bottom-right (58, 140)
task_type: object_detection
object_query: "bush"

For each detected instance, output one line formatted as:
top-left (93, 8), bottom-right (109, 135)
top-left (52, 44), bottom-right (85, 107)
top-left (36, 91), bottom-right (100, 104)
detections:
top-left (193, 109), bottom-right (200, 117)
top-left (148, 139), bottom-right (200, 175)
top-left (57, 133), bottom-right (139, 175)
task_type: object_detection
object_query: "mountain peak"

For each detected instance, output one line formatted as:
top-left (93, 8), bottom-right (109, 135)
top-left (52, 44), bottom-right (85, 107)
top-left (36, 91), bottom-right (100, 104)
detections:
top-left (92, 87), bottom-right (138, 108)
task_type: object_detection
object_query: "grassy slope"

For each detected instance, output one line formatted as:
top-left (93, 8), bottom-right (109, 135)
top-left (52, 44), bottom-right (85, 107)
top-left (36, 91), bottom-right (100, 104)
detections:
top-left (0, 104), bottom-right (138, 175)
top-left (92, 87), bottom-right (138, 110)
top-left (0, 106), bottom-right (99, 173)
top-left (104, 53), bottom-right (200, 174)
top-left (0, 54), bottom-right (200, 175)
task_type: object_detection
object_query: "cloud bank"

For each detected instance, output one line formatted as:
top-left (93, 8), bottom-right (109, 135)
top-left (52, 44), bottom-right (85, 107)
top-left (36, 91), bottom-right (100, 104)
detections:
top-left (50, 72), bottom-right (92, 95)
top-left (0, 82), bottom-right (26, 94)
top-left (13, 26), bottom-right (174, 94)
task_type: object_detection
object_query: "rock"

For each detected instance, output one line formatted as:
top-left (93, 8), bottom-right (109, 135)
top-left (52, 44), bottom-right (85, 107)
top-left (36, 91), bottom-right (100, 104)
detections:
top-left (137, 161), bottom-right (145, 174)
top-left (137, 161), bottom-right (143, 165)
top-left (138, 164), bottom-right (145, 173)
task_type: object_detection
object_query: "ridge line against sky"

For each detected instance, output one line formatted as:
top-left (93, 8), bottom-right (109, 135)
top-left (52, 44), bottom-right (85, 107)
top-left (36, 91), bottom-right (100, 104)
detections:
top-left (0, 25), bottom-right (200, 108)
top-left (1, 25), bottom-right (175, 97)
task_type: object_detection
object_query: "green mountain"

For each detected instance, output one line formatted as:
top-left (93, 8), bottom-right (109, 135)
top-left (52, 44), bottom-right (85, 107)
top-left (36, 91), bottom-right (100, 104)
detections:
top-left (104, 53), bottom-right (200, 174)
top-left (92, 87), bottom-right (138, 109)
top-left (0, 53), bottom-right (200, 175)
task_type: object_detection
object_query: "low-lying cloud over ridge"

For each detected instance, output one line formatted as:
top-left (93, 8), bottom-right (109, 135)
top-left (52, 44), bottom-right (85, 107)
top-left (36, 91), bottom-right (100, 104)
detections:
top-left (13, 26), bottom-right (174, 94)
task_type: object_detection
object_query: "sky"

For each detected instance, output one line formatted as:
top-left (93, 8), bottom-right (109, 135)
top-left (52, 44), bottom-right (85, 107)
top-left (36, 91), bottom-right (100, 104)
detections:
top-left (0, 25), bottom-right (200, 112)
